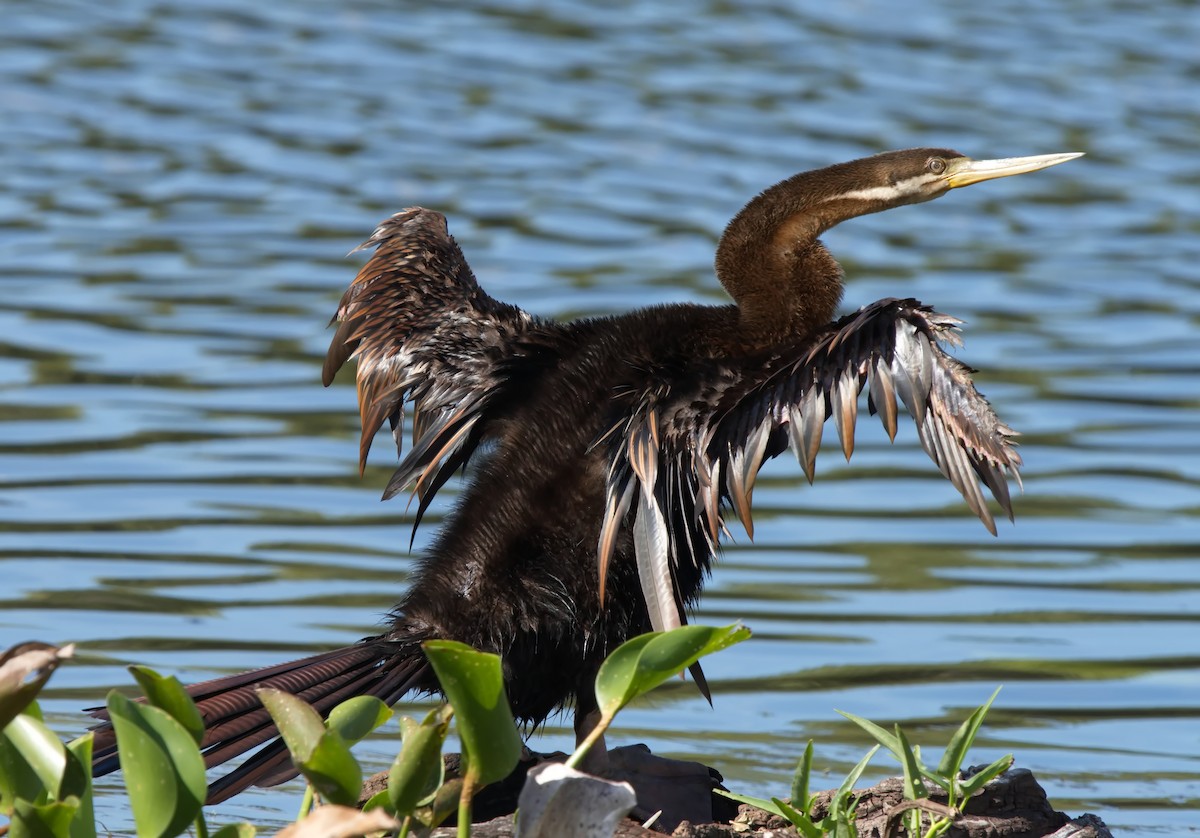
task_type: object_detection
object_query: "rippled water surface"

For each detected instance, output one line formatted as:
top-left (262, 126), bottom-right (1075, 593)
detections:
top-left (3, 0), bottom-right (1198, 833)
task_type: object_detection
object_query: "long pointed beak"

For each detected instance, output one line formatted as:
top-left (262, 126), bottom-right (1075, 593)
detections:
top-left (945, 152), bottom-right (1083, 189)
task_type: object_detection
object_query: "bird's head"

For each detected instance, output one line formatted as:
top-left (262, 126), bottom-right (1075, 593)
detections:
top-left (825, 147), bottom-right (1084, 211)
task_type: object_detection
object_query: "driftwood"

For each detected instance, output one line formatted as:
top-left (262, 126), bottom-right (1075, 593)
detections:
top-left (668, 769), bottom-right (1113, 838)
top-left (362, 758), bottom-right (1112, 838)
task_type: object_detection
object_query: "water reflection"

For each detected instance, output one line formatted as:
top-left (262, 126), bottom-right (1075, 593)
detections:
top-left (2, 0), bottom-right (1198, 833)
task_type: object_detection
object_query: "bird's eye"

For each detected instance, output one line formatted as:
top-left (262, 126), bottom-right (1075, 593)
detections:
top-left (927, 157), bottom-right (947, 175)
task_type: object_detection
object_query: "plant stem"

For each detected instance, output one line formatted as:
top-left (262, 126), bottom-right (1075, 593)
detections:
top-left (297, 784), bottom-right (315, 820)
top-left (457, 770), bottom-right (477, 838)
top-left (194, 812), bottom-right (209, 838)
top-left (564, 715), bottom-right (609, 769)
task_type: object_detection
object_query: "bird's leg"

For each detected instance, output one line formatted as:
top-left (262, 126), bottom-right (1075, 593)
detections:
top-left (573, 707), bottom-right (611, 773)
top-left (571, 705), bottom-right (721, 830)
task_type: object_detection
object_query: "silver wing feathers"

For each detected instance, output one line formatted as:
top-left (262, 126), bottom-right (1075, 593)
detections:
top-left (598, 297), bottom-right (1022, 625)
top-left (324, 208), bottom-right (536, 521)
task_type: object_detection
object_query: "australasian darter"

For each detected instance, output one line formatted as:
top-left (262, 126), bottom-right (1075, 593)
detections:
top-left (90, 147), bottom-right (1081, 813)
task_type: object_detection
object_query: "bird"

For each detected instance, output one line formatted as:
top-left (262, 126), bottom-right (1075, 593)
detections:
top-left (90, 147), bottom-right (1080, 806)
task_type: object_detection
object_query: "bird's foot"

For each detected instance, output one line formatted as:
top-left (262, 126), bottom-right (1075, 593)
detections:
top-left (593, 743), bottom-right (724, 831)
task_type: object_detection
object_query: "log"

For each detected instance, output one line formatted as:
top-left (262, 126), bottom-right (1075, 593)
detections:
top-left (373, 760), bottom-right (1112, 838)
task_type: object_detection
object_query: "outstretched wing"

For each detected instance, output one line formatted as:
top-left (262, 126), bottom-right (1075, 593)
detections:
top-left (324, 208), bottom-right (538, 524)
top-left (599, 298), bottom-right (1022, 634)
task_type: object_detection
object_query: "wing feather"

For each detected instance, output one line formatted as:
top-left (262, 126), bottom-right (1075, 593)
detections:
top-left (324, 208), bottom-right (539, 524)
top-left (627, 415), bottom-right (683, 632)
top-left (600, 297), bottom-right (1022, 630)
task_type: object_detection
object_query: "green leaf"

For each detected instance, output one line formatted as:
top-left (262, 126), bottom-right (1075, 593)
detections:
top-left (413, 777), bottom-right (462, 833)
top-left (714, 790), bottom-right (790, 818)
top-left (594, 625), bottom-right (750, 718)
top-left (326, 696), bottom-right (392, 745)
top-left (422, 641), bottom-right (521, 789)
top-left (827, 745), bottom-right (878, 820)
top-left (937, 687), bottom-right (1001, 779)
top-left (299, 733), bottom-right (362, 807)
top-left (388, 707), bottom-right (451, 817)
top-left (829, 807), bottom-right (861, 838)
top-left (958, 754), bottom-right (1014, 798)
top-left (769, 796), bottom-right (822, 838)
top-left (895, 726), bottom-right (928, 801)
top-left (128, 667), bottom-right (205, 748)
top-left (0, 730), bottom-right (46, 815)
top-left (836, 709), bottom-right (904, 762)
top-left (3, 714), bottom-right (69, 798)
top-left (715, 790), bottom-right (820, 838)
top-left (258, 688), bottom-right (364, 806)
top-left (0, 644), bottom-right (74, 731)
top-left (210, 824), bottom-right (256, 838)
top-left (790, 740), bottom-right (814, 813)
top-left (256, 689), bottom-right (326, 762)
top-left (360, 789), bottom-right (390, 812)
top-left (11, 796), bottom-right (81, 838)
top-left (2, 713), bottom-right (88, 810)
top-left (106, 691), bottom-right (206, 838)
top-left (64, 734), bottom-right (96, 838)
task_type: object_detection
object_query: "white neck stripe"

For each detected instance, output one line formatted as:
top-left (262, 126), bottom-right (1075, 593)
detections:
top-left (826, 173), bottom-right (939, 204)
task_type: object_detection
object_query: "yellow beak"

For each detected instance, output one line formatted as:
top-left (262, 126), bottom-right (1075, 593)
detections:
top-left (945, 152), bottom-right (1084, 189)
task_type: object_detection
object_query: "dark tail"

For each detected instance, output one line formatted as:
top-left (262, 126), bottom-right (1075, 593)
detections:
top-left (89, 638), bottom-right (432, 804)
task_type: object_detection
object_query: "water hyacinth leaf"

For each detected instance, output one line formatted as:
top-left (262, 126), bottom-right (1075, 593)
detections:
top-left (301, 733), bottom-right (363, 807)
top-left (260, 686), bottom-right (364, 806)
top-left (388, 707), bottom-right (451, 817)
top-left (106, 691), bottom-right (206, 838)
top-left (959, 754), bottom-right (1014, 797)
top-left (63, 729), bottom-right (96, 835)
top-left (430, 777), bottom-right (464, 823)
top-left (211, 823), bottom-right (257, 838)
top-left (0, 731), bottom-right (45, 816)
top-left (589, 633), bottom-right (654, 713)
top-left (594, 624), bottom-right (750, 718)
top-left (361, 789), bottom-right (390, 813)
top-left (128, 666), bottom-right (205, 747)
top-left (0, 643), bottom-right (74, 730)
top-left (937, 687), bottom-right (1002, 779)
top-left (4, 713), bottom-right (90, 807)
top-left (257, 689), bottom-right (326, 762)
top-left (3, 712), bottom-right (70, 797)
top-left (11, 797), bottom-right (80, 838)
top-left (326, 696), bottom-right (393, 745)
top-left (65, 732), bottom-right (97, 838)
top-left (423, 640), bottom-right (521, 788)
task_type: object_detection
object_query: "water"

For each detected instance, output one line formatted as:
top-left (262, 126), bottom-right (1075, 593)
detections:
top-left (2, 0), bottom-right (1197, 833)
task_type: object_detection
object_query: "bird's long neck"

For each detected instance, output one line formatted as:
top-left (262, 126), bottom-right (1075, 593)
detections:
top-left (714, 164), bottom-right (885, 346)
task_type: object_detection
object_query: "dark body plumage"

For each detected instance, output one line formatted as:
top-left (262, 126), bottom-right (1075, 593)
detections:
top-left (89, 148), bottom-right (1079, 802)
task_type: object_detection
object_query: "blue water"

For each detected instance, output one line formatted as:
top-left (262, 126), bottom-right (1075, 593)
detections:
top-left (2, 0), bottom-right (1198, 833)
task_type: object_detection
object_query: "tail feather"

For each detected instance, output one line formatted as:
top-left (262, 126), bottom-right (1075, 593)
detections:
top-left (196, 663), bottom-right (379, 768)
top-left (189, 646), bottom-right (387, 725)
top-left (196, 652), bottom-right (385, 745)
top-left (247, 655), bottom-right (430, 794)
top-left (208, 739), bottom-right (294, 803)
top-left (89, 639), bottom-right (434, 804)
